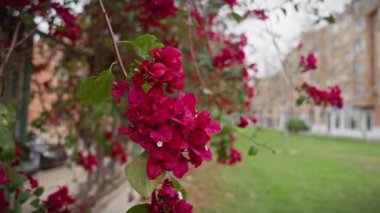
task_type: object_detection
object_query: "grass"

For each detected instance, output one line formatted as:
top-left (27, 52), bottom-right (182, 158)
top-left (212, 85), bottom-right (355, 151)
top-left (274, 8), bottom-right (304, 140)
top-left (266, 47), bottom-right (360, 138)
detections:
top-left (187, 129), bottom-right (380, 213)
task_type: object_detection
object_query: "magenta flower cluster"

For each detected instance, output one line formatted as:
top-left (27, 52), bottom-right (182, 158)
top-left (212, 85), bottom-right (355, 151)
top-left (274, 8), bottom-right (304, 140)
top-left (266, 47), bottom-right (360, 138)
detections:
top-left (300, 53), bottom-right (317, 72)
top-left (115, 46), bottom-right (221, 180)
top-left (151, 179), bottom-right (193, 213)
top-left (302, 82), bottom-right (343, 109)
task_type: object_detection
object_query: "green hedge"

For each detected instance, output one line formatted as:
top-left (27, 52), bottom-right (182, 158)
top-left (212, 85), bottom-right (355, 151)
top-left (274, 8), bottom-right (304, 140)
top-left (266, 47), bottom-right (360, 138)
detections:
top-left (286, 118), bottom-right (309, 134)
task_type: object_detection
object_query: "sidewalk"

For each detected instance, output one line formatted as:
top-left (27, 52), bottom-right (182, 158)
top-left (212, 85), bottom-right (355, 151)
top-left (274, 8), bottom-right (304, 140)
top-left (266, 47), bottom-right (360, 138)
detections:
top-left (93, 181), bottom-right (141, 213)
top-left (23, 164), bottom-right (140, 213)
top-left (23, 165), bottom-right (87, 212)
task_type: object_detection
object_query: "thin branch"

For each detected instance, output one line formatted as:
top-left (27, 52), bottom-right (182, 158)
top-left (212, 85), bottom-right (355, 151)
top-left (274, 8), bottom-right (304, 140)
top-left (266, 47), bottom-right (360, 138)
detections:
top-left (264, 21), bottom-right (296, 90)
top-left (37, 29), bottom-right (91, 56)
top-left (186, 3), bottom-right (206, 89)
top-left (235, 130), bottom-right (276, 154)
top-left (97, 0), bottom-right (128, 78)
top-left (4, 27), bottom-right (37, 51)
top-left (0, 20), bottom-right (22, 78)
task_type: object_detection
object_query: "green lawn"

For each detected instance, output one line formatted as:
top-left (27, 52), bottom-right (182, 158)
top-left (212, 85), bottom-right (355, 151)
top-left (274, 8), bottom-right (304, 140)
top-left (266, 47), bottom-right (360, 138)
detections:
top-left (187, 129), bottom-right (380, 213)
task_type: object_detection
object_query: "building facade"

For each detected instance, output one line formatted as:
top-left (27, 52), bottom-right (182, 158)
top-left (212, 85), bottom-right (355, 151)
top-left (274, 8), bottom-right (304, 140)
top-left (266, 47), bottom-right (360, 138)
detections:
top-left (254, 0), bottom-right (380, 140)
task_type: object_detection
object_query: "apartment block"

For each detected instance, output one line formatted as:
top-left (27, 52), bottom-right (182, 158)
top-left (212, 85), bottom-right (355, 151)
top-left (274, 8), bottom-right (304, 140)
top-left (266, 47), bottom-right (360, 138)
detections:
top-left (254, 0), bottom-right (380, 140)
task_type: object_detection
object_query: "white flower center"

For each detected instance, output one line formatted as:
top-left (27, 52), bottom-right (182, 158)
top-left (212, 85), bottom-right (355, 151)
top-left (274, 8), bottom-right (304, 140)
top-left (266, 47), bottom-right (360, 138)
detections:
top-left (157, 141), bottom-right (163, 147)
top-left (178, 191), bottom-right (183, 200)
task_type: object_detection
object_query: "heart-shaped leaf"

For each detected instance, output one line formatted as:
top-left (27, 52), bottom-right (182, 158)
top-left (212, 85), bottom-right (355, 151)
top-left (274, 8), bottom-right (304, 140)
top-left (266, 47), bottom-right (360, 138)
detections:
top-left (78, 70), bottom-right (114, 105)
top-left (121, 35), bottom-right (164, 59)
top-left (0, 123), bottom-right (14, 160)
top-left (125, 152), bottom-right (165, 197)
top-left (296, 95), bottom-right (306, 106)
top-left (248, 145), bottom-right (258, 156)
top-left (127, 203), bottom-right (150, 213)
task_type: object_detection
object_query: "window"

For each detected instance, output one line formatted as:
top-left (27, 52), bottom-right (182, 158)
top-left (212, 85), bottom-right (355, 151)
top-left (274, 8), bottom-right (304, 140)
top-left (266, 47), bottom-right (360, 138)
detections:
top-left (356, 85), bottom-right (367, 98)
top-left (354, 62), bottom-right (365, 74)
top-left (335, 114), bottom-right (340, 129)
top-left (350, 116), bottom-right (356, 129)
top-left (355, 19), bottom-right (365, 32)
top-left (331, 24), bottom-right (340, 35)
top-left (355, 39), bottom-right (366, 53)
top-left (366, 112), bottom-right (372, 130)
top-left (342, 16), bottom-right (350, 28)
top-left (342, 34), bottom-right (350, 45)
top-left (344, 112), bottom-right (350, 129)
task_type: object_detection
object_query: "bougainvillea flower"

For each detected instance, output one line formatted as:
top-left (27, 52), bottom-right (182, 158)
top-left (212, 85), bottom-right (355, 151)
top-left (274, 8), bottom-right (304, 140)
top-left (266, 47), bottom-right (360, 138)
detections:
top-left (0, 167), bottom-right (10, 185)
top-left (50, 3), bottom-right (81, 42)
top-left (300, 53), bottom-right (317, 72)
top-left (27, 176), bottom-right (39, 189)
top-left (223, 0), bottom-right (237, 7)
top-left (141, 0), bottom-right (177, 19)
top-left (301, 82), bottom-right (343, 108)
top-left (218, 146), bottom-right (242, 165)
top-left (237, 116), bottom-right (249, 128)
top-left (212, 48), bottom-right (234, 69)
top-left (229, 147), bottom-right (242, 165)
top-left (111, 81), bottom-right (129, 103)
top-left (118, 46), bottom-right (221, 180)
top-left (252, 9), bottom-right (268, 20)
top-left (150, 179), bottom-right (193, 213)
top-left (0, 189), bottom-right (9, 212)
top-left (111, 141), bottom-right (128, 164)
top-left (78, 152), bottom-right (98, 173)
top-left (229, 134), bottom-right (236, 142)
top-left (44, 186), bottom-right (75, 213)
top-left (250, 116), bottom-right (258, 124)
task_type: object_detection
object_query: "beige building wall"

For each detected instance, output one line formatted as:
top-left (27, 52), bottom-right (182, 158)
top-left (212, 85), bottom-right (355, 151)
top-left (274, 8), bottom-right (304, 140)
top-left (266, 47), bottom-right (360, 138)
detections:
top-left (254, 0), bottom-right (380, 139)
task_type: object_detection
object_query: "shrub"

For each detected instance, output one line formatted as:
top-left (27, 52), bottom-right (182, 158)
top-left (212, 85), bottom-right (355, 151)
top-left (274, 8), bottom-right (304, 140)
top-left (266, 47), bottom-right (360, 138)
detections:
top-left (286, 118), bottom-right (309, 134)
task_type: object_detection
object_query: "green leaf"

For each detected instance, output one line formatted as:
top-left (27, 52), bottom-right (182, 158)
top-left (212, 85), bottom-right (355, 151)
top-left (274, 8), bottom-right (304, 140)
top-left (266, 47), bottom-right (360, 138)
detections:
top-left (125, 152), bottom-right (165, 197)
top-left (294, 4), bottom-right (299, 12)
top-left (78, 70), bottom-right (114, 105)
top-left (18, 191), bottom-right (31, 204)
top-left (231, 12), bottom-right (244, 23)
top-left (127, 203), bottom-right (150, 213)
top-left (123, 35), bottom-right (164, 59)
top-left (0, 103), bottom-right (8, 125)
top-left (324, 15), bottom-right (335, 24)
top-left (0, 122), bottom-right (14, 160)
top-left (296, 95), bottom-right (306, 106)
top-left (178, 189), bottom-right (187, 200)
top-left (33, 187), bottom-right (44, 197)
top-left (142, 83), bottom-right (152, 93)
top-left (30, 199), bottom-right (40, 208)
top-left (248, 145), bottom-right (258, 156)
top-left (281, 8), bottom-right (287, 16)
top-left (169, 176), bottom-right (181, 190)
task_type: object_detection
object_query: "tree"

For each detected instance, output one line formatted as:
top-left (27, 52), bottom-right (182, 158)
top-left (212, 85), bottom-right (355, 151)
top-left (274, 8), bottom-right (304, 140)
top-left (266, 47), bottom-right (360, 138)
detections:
top-left (0, 0), bottom-right (342, 212)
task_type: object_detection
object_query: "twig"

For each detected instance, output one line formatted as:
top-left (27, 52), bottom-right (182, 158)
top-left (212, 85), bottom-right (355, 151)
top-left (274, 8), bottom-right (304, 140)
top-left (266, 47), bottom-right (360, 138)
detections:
top-left (235, 130), bottom-right (276, 154)
top-left (186, 2), bottom-right (206, 89)
top-left (36, 29), bottom-right (91, 56)
top-left (97, 0), bottom-right (128, 79)
top-left (4, 27), bottom-right (37, 51)
top-left (264, 21), bottom-right (296, 90)
top-left (0, 20), bottom-right (22, 80)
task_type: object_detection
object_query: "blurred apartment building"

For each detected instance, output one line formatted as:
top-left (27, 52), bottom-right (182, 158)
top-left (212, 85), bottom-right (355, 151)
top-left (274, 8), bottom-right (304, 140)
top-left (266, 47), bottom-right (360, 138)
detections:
top-left (254, 0), bottom-right (380, 139)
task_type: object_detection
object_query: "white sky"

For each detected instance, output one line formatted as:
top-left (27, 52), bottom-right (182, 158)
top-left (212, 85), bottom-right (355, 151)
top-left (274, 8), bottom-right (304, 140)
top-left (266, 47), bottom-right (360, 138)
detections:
top-left (37, 0), bottom-right (351, 78)
top-left (228, 0), bottom-right (351, 78)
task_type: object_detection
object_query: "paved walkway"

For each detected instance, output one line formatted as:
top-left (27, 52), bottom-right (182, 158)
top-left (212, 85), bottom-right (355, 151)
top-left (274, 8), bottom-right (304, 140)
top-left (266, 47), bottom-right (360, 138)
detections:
top-left (23, 165), bottom-right (86, 212)
top-left (23, 164), bottom-right (140, 213)
top-left (94, 181), bottom-right (141, 213)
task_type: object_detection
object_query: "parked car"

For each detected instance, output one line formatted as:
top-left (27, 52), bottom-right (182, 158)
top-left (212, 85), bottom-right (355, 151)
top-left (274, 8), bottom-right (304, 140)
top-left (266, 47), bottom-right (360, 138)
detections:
top-left (23, 138), bottom-right (67, 175)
